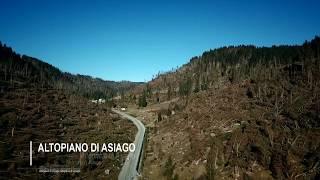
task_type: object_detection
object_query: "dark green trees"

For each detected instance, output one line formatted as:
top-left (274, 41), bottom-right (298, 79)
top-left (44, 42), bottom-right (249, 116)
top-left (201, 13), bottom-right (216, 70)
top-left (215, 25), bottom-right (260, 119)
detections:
top-left (138, 90), bottom-right (148, 107)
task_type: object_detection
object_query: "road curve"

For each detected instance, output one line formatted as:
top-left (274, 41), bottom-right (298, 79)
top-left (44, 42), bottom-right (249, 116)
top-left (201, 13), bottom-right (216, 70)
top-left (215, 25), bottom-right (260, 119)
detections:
top-left (112, 109), bottom-right (146, 180)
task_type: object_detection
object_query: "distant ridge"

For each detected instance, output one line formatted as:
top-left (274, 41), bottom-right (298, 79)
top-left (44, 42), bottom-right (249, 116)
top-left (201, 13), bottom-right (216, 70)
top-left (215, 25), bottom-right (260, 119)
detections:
top-left (0, 41), bottom-right (144, 98)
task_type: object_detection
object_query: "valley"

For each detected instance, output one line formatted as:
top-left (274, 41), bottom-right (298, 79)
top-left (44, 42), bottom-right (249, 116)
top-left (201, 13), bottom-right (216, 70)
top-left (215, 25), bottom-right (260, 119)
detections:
top-left (1, 36), bottom-right (320, 179)
top-left (117, 37), bottom-right (320, 179)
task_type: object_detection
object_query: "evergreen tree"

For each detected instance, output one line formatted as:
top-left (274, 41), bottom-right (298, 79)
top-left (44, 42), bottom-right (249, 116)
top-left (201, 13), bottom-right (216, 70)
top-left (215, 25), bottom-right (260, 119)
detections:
top-left (179, 76), bottom-right (192, 97)
top-left (194, 74), bottom-right (200, 93)
top-left (167, 84), bottom-right (172, 100)
top-left (138, 90), bottom-right (147, 107)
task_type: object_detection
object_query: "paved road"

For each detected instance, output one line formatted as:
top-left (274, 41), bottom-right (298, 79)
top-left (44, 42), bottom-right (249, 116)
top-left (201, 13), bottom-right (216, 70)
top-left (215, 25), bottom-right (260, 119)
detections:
top-left (112, 109), bottom-right (145, 180)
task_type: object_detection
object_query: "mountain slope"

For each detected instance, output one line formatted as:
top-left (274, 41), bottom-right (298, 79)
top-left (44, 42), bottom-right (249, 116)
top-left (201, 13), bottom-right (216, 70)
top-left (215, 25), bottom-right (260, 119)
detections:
top-left (137, 36), bottom-right (320, 101)
top-left (0, 42), bottom-right (143, 99)
top-left (127, 36), bottom-right (320, 179)
top-left (0, 42), bottom-right (140, 179)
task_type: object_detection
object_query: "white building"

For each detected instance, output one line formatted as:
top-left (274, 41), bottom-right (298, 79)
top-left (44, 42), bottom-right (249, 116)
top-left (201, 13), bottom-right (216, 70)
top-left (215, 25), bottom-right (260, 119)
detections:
top-left (98, 98), bottom-right (106, 104)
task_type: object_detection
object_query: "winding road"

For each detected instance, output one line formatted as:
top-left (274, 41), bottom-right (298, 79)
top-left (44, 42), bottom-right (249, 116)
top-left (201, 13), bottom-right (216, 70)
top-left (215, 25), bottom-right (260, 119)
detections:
top-left (112, 109), bottom-right (146, 180)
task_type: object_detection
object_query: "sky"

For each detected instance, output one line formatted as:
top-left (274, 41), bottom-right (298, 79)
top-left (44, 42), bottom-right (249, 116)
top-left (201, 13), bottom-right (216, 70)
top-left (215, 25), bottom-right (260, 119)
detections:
top-left (0, 0), bottom-right (319, 82)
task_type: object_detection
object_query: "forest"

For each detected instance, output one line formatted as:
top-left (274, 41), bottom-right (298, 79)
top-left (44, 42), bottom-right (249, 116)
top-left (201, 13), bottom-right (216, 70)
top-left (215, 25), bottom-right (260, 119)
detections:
top-left (0, 42), bottom-right (142, 99)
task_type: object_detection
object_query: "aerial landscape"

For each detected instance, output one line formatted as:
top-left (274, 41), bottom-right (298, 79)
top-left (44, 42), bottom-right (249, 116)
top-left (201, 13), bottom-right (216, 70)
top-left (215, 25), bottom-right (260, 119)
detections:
top-left (0, 0), bottom-right (319, 180)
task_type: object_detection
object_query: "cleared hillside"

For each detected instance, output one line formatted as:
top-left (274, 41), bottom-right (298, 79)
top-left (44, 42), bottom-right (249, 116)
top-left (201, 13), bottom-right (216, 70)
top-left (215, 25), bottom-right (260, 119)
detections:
top-left (125, 37), bottom-right (320, 179)
top-left (0, 42), bottom-right (140, 179)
